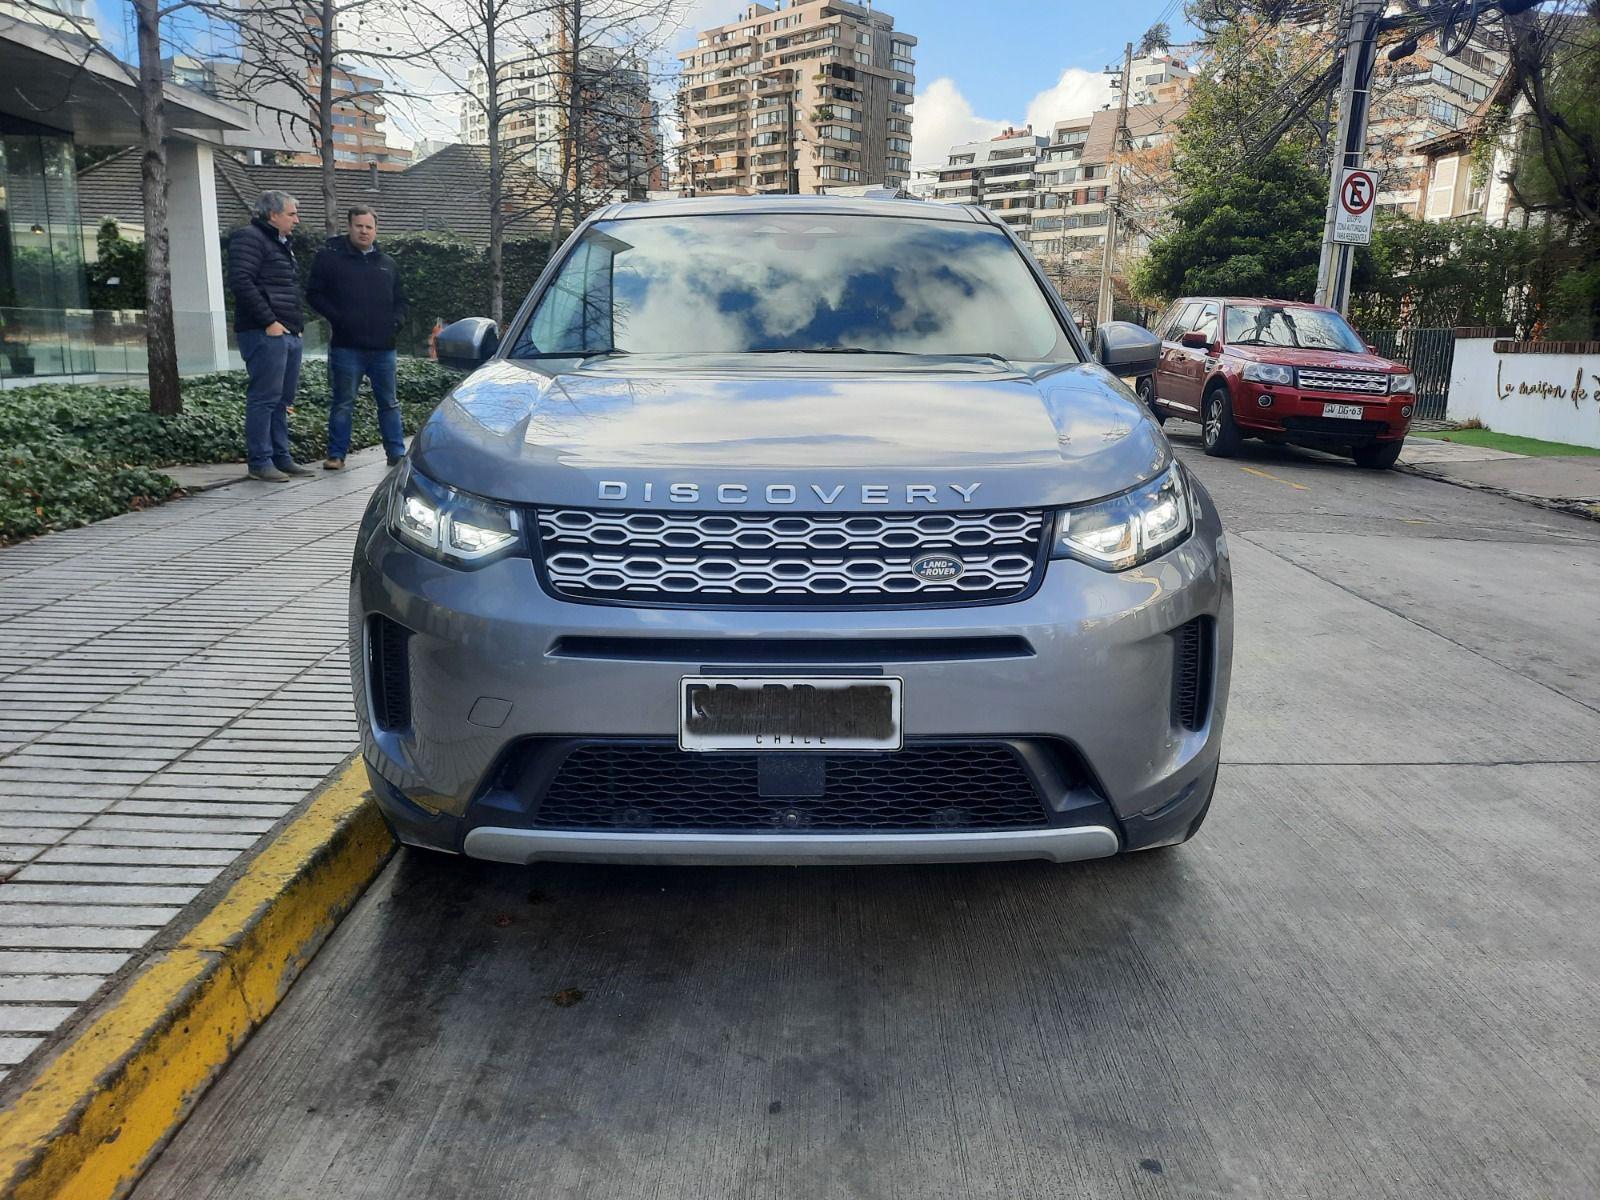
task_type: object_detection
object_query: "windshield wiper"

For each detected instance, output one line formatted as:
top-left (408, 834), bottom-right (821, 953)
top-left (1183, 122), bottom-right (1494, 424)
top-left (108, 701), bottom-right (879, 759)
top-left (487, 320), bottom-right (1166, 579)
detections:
top-left (519, 349), bottom-right (628, 361)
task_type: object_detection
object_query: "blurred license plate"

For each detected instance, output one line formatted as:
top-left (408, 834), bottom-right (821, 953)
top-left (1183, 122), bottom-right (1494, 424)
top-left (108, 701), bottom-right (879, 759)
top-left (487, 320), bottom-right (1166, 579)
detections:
top-left (1323, 403), bottom-right (1364, 419)
top-left (679, 676), bottom-right (902, 752)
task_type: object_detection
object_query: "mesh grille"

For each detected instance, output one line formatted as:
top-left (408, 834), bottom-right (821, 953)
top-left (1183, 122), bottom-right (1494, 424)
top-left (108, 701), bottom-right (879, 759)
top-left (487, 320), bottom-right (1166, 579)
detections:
top-left (367, 616), bottom-right (412, 730)
top-left (532, 744), bottom-right (1051, 832)
top-left (535, 508), bottom-right (1046, 606)
top-left (1174, 617), bottom-right (1211, 731)
top-left (1280, 416), bottom-right (1389, 438)
top-left (1296, 369), bottom-right (1390, 395)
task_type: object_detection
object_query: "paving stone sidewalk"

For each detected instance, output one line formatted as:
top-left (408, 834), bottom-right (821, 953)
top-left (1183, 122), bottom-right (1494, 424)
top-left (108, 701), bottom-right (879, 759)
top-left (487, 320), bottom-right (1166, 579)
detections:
top-left (0, 449), bottom-right (390, 1082)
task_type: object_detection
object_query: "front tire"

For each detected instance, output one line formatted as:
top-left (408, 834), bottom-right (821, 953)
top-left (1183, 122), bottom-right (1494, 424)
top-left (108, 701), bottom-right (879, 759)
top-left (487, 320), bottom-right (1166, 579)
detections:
top-left (1135, 376), bottom-right (1166, 425)
top-left (1201, 385), bottom-right (1244, 457)
top-left (1352, 440), bottom-right (1403, 470)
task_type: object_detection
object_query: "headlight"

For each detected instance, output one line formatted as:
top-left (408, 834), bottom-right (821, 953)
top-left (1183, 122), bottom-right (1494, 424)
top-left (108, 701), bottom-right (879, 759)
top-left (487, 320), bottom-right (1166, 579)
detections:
top-left (1242, 363), bottom-right (1294, 386)
top-left (389, 462), bottom-right (523, 568)
top-left (1389, 371), bottom-right (1417, 394)
top-left (1051, 463), bottom-right (1193, 571)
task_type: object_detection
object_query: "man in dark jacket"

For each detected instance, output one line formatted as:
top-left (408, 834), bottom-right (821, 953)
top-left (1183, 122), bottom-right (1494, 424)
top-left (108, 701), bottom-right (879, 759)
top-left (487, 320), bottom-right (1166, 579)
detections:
top-left (229, 190), bottom-right (310, 482)
top-left (306, 206), bottom-right (409, 470)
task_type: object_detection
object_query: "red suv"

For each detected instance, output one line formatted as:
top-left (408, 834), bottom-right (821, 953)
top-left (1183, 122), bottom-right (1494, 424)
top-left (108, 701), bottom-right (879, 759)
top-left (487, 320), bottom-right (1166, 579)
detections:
top-left (1137, 298), bottom-right (1416, 469)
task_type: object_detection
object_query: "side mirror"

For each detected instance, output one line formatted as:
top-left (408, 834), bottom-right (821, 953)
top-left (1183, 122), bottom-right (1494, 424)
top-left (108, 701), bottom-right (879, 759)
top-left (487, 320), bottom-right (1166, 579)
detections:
top-left (436, 317), bottom-right (500, 371)
top-left (1096, 321), bottom-right (1161, 378)
top-left (1180, 330), bottom-right (1213, 351)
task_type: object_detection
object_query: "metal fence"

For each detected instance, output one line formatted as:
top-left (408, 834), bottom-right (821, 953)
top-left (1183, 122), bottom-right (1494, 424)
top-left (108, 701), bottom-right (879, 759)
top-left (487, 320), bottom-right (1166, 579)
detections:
top-left (1365, 327), bottom-right (1456, 422)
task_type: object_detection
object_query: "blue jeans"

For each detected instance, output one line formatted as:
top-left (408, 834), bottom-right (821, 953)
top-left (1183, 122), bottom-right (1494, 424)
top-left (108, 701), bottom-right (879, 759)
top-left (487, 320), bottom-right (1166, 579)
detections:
top-left (328, 346), bottom-right (404, 461)
top-left (238, 328), bottom-right (303, 471)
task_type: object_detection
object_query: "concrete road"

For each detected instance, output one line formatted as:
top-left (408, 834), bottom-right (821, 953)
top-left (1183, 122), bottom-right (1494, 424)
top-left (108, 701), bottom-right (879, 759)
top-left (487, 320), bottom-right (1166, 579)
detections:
top-left (133, 428), bottom-right (1600, 1200)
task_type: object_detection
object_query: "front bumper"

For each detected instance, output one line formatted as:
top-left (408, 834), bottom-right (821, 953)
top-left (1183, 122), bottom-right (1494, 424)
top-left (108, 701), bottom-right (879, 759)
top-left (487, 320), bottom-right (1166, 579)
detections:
top-left (1234, 383), bottom-right (1413, 444)
top-left (349, 479), bottom-right (1233, 864)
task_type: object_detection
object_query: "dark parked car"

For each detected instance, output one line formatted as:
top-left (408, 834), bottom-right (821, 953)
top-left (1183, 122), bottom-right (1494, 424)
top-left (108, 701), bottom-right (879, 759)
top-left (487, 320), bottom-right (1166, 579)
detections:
top-left (1137, 297), bottom-right (1417, 469)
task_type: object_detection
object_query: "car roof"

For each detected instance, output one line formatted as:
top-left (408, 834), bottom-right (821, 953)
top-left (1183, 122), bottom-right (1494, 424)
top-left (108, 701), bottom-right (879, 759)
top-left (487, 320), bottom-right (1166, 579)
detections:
top-left (596, 195), bottom-right (989, 224)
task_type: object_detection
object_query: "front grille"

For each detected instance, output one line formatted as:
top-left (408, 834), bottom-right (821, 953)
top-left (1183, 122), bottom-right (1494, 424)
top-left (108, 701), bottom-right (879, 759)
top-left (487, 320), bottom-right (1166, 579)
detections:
top-left (1296, 369), bottom-right (1390, 395)
top-left (535, 508), bottom-right (1046, 606)
top-left (1280, 416), bottom-right (1389, 439)
top-left (367, 616), bottom-right (412, 730)
top-left (1173, 617), bottom-right (1212, 731)
top-left (532, 743), bottom-right (1051, 832)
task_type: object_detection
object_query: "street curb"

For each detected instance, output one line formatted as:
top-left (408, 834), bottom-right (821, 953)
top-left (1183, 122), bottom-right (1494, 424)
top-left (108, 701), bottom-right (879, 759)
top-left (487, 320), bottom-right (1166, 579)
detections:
top-left (1398, 462), bottom-right (1600, 524)
top-left (0, 762), bottom-right (394, 1200)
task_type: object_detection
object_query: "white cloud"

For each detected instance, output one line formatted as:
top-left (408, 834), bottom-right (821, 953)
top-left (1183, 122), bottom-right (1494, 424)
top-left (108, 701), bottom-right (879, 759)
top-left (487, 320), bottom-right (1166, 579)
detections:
top-left (910, 69), bottom-right (1114, 167)
top-left (909, 77), bottom-right (1007, 165)
top-left (1024, 67), bottom-right (1114, 133)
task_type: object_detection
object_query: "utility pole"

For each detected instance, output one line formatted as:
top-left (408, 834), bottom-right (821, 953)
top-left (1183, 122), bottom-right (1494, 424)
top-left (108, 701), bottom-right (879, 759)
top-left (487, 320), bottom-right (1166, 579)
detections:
top-left (1096, 41), bottom-right (1133, 329)
top-left (1314, 0), bottom-right (1383, 312)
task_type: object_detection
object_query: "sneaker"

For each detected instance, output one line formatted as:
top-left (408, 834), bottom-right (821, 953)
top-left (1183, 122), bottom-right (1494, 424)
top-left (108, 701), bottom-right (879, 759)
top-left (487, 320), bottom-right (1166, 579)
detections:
top-left (276, 460), bottom-right (314, 476)
top-left (386, 454), bottom-right (405, 467)
top-left (249, 465), bottom-right (291, 483)
top-left (324, 458), bottom-right (346, 471)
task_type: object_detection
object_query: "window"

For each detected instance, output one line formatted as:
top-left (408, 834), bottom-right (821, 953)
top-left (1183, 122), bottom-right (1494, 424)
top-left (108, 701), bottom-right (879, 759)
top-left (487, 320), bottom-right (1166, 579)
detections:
top-left (888, 118), bottom-right (911, 134)
top-left (1163, 301), bottom-right (1199, 339)
top-left (1223, 304), bottom-right (1364, 351)
top-left (891, 57), bottom-right (915, 74)
top-left (948, 153), bottom-right (975, 165)
top-left (886, 156), bottom-right (909, 172)
top-left (853, 51), bottom-right (872, 65)
top-left (855, 31), bottom-right (871, 45)
top-left (817, 125), bottom-right (860, 142)
top-left (1427, 97), bottom-right (1465, 126)
top-left (512, 213), bottom-right (1077, 360)
top-left (892, 79), bottom-right (912, 96)
top-left (887, 136), bottom-right (911, 153)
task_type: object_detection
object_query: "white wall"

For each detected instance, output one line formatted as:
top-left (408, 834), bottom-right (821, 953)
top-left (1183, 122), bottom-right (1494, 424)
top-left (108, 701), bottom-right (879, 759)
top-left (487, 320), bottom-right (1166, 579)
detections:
top-left (166, 140), bottom-right (230, 373)
top-left (1450, 337), bottom-right (1600, 449)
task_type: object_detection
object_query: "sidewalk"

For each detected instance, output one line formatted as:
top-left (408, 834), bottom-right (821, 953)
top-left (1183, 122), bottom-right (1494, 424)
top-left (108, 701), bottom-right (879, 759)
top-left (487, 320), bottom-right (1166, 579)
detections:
top-left (0, 449), bottom-right (389, 1083)
top-left (1399, 436), bottom-right (1600, 520)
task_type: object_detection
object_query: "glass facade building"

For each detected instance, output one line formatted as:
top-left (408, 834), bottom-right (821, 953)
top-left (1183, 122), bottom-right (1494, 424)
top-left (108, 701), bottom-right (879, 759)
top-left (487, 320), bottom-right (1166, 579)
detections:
top-left (0, 114), bottom-right (90, 380)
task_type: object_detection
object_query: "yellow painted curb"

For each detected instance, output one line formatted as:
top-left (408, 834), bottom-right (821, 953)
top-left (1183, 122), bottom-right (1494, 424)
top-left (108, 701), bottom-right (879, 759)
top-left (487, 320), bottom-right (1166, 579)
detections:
top-left (0, 760), bottom-right (395, 1200)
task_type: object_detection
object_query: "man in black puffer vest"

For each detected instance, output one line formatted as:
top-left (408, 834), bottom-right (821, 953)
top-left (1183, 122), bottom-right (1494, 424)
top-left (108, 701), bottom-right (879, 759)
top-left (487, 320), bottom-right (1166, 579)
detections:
top-left (306, 206), bottom-right (409, 470)
top-left (229, 190), bottom-right (311, 482)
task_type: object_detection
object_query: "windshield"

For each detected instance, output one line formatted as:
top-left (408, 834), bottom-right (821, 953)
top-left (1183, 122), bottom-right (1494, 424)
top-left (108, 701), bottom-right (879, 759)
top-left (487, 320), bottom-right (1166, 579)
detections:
top-left (510, 213), bottom-right (1075, 362)
top-left (1224, 304), bottom-right (1365, 352)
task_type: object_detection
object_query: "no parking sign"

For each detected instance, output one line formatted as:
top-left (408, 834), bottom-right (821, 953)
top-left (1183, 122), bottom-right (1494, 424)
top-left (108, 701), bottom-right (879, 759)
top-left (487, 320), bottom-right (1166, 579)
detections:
top-left (1334, 168), bottom-right (1379, 245)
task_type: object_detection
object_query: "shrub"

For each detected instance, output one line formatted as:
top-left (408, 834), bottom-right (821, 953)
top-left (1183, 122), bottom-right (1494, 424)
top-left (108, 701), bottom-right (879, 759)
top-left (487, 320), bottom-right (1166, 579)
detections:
top-left (0, 358), bottom-right (462, 541)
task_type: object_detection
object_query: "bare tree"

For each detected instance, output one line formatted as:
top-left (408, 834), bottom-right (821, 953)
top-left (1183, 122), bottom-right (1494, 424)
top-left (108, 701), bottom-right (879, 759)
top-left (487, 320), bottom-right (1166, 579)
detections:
top-left (225, 0), bottom-right (393, 238)
top-left (386, 0), bottom-right (681, 321)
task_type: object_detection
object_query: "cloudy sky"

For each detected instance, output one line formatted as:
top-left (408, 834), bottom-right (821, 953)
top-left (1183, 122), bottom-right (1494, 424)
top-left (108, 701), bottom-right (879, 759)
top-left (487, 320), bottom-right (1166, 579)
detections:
top-left (97, 0), bottom-right (1194, 163)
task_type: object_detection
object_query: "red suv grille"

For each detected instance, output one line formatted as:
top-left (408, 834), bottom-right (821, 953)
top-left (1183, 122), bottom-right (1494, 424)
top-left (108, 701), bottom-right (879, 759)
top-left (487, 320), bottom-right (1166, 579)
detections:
top-left (1296, 369), bottom-right (1389, 395)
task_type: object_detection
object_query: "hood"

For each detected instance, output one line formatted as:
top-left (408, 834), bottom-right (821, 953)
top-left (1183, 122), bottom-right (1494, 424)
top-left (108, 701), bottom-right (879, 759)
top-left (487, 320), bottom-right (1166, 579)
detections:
top-left (412, 356), bottom-right (1172, 512)
top-left (1223, 344), bottom-right (1406, 372)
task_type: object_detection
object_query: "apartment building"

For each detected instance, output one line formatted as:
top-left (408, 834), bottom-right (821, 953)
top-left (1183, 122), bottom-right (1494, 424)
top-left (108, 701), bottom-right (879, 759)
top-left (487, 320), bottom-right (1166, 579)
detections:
top-left (932, 128), bottom-right (1047, 235)
top-left (677, 0), bottom-right (916, 195)
top-left (227, 0), bottom-right (409, 170)
top-left (463, 38), bottom-right (563, 177)
top-left (1031, 100), bottom-right (1185, 268)
top-left (1127, 52), bottom-right (1191, 106)
top-left (463, 35), bottom-right (660, 196)
top-left (1368, 36), bottom-right (1509, 214)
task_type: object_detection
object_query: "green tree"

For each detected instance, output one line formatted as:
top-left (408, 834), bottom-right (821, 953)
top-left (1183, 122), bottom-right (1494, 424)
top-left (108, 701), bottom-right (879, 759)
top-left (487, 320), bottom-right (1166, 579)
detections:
top-left (1350, 214), bottom-right (1542, 333)
top-left (1133, 145), bottom-right (1327, 302)
top-left (86, 219), bottom-right (148, 310)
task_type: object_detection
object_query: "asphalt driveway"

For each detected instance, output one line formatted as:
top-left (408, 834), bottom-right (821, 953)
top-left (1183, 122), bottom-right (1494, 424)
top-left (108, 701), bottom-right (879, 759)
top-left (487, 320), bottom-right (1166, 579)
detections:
top-left (130, 431), bottom-right (1600, 1200)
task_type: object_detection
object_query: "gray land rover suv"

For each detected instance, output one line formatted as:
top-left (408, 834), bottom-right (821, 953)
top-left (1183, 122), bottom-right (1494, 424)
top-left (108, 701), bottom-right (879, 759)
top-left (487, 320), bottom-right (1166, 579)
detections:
top-left (349, 197), bottom-right (1232, 866)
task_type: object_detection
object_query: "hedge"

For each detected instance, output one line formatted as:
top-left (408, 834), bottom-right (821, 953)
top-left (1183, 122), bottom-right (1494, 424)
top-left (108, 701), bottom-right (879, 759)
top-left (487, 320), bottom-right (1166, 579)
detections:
top-left (0, 358), bottom-right (463, 542)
